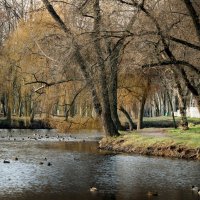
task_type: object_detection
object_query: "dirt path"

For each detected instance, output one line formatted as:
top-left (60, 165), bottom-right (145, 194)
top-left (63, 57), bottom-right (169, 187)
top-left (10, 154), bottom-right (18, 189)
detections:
top-left (137, 128), bottom-right (168, 137)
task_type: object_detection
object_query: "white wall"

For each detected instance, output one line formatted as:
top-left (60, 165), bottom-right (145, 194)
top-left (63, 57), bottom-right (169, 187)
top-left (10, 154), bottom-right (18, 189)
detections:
top-left (174, 107), bottom-right (200, 118)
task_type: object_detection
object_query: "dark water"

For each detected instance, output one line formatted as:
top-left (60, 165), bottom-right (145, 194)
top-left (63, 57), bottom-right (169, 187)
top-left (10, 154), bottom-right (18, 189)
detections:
top-left (0, 129), bottom-right (199, 200)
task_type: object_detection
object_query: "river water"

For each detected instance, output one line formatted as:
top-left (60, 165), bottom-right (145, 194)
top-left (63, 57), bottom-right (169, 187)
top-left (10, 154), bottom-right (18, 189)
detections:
top-left (0, 129), bottom-right (199, 200)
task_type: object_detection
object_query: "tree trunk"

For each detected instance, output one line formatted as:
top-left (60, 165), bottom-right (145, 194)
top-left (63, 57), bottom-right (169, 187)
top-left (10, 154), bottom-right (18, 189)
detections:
top-left (1, 95), bottom-right (7, 117)
top-left (93, 0), bottom-right (119, 136)
top-left (137, 97), bottom-right (146, 130)
top-left (109, 44), bottom-right (124, 130)
top-left (196, 96), bottom-right (200, 113)
top-left (30, 101), bottom-right (35, 123)
top-left (42, 0), bottom-right (119, 136)
top-left (183, 0), bottom-right (200, 42)
top-left (7, 101), bottom-right (12, 127)
top-left (64, 104), bottom-right (69, 121)
top-left (179, 103), bottom-right (188, 130)
top-left (177, 67), bottom-right (200, 112)
top-left (41, 0), bottom-right (102, 117)
top-left (137, 79), bottom-right (150, 130)
top-left (30, 108), bottom-right (34, 123)
top-left (166, 90), bottom-right (177, 129)
top-left (176, 80), bottom-right (189, 130)
top-left (2, 102), bottom-right (7, 117)
top-left (109, 72), bottom-right (124, 130)
top-left (7, 91), bottom-right (12, 127)
top-left (119, 106), bottom-right (135, 130)
top-left (101, 110), bottom-right (119, 136)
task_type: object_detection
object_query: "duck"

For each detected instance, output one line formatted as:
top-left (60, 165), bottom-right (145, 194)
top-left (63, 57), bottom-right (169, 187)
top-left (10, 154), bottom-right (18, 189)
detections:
top-left (147, 191), bottom-right (158, 196)
top-left (191, 185), bottom-right (199, 192)
top-left (3, 160), bottom-right (10, 164)
top-left (90, 187), bottom-right (97, 192)
top-left (47, 162), bottom-right (52, 166)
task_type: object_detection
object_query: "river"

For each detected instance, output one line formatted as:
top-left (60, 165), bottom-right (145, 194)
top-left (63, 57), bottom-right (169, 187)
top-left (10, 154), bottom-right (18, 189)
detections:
top-left (0, 129), bottom-right (199, 200)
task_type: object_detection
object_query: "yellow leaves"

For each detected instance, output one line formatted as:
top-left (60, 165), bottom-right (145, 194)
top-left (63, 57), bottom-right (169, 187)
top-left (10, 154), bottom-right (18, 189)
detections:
top-left (118, 72), bottom-right (152, 106)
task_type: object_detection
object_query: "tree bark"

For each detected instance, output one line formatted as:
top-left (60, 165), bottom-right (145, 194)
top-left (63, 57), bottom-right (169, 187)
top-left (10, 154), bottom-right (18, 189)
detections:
top-left (183, 0), bottom-right (200, 42)
top-left (7, 88), bottom-right (12, 127)
top-left (42, 0), bottom-right (120, 136)
top-left (175, 76), bottom-right (189, 130)
top-left (109, 70), bottom-right (124, 130)
top-left (108, 14), bottom-right (137, 130)
top-left (137, 79), bottom-right (150, 130)
top-left (137, 95), bottom-right (146, 130)
top-left (30, 102), bottom-right (35, 123)
top-left (119, 106), bottom-right (135, 130)
top-left (166, 90), bottom-right (177, 129)
top-left (93, 0), bottom-right (119, 136)
top-left (1, 95), bottom-right (7, 117)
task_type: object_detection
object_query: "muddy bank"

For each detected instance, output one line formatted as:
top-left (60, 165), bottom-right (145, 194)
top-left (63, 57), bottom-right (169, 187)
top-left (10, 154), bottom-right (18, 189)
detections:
top-left (99, 137), bottom-right (200, 160)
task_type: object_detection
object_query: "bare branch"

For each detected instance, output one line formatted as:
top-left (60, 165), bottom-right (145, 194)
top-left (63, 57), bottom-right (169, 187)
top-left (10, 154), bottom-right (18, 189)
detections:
top-left (142, 60), bottom-right (200, 75)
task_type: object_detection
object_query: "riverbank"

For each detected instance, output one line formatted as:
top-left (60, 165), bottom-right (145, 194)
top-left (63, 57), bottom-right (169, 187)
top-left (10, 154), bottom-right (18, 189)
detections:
top-left (0, 118), bottom-right (51, 129)
top-left (99, 126), bottom-right (200, 160)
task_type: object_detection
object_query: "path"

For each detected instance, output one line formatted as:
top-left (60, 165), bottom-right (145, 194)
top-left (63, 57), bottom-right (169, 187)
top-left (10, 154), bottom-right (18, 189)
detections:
top-left (137, 128), bottom-right (168, 137)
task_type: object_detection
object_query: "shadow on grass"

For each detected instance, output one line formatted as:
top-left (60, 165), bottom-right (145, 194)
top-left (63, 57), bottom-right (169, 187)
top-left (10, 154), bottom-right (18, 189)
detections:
top-left (142, 117), bottom-right (200, 128)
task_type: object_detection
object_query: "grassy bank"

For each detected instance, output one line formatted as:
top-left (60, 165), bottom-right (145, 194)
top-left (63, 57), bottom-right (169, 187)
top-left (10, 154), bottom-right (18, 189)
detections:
top-left (99, 125), bottom-right (200, 160)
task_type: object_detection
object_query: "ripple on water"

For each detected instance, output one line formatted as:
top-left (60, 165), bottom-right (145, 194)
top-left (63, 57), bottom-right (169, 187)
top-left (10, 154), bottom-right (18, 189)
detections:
top-left (0, 129), bottom-right (199, 200)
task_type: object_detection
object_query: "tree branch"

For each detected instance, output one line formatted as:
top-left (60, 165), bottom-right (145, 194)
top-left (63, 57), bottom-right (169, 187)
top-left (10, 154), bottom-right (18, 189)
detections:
top-left (142, 60), bottom-right (200, 74)
top-left (168, 36), bottom-right (200, 51)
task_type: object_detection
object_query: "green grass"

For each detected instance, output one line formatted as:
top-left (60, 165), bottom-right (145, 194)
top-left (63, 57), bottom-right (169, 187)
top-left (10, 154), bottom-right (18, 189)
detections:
top-left (106, 125), bottom-right (200, 149)
top-left (168, 125), bottom-right (200, 148)
top-left (119, 134), bottom-right (173, 148)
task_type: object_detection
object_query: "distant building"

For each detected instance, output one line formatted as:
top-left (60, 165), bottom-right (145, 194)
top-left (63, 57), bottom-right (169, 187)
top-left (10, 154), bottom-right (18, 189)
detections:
top-left (174, 96), bottom-right (200, 118)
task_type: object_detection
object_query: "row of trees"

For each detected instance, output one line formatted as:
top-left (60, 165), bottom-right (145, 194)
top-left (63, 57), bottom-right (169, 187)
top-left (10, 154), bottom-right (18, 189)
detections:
top-left (0, 0), bottom-right (199, 135)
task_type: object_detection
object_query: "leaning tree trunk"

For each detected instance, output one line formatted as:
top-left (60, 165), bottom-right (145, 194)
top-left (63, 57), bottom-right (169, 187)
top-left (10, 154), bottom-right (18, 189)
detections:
top-left (30, 101), bottom-right (35, 123)
top-left (42, 0), bottom-right (119, 136)
top-left (119, 106), bottom-right (135, 130)
top-left (104, 10), bottom-right (137, 131)
top-left (183, 0), bottom-right (200, 42)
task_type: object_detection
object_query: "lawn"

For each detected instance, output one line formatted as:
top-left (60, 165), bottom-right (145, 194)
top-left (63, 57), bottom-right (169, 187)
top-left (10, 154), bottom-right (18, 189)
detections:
top-left (103, 124), bottom-right (200, 149)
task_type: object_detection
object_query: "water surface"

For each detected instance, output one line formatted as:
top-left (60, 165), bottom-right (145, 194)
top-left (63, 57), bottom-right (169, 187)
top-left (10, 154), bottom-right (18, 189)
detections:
top-left (0, 129), bottom-right (199, 200)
